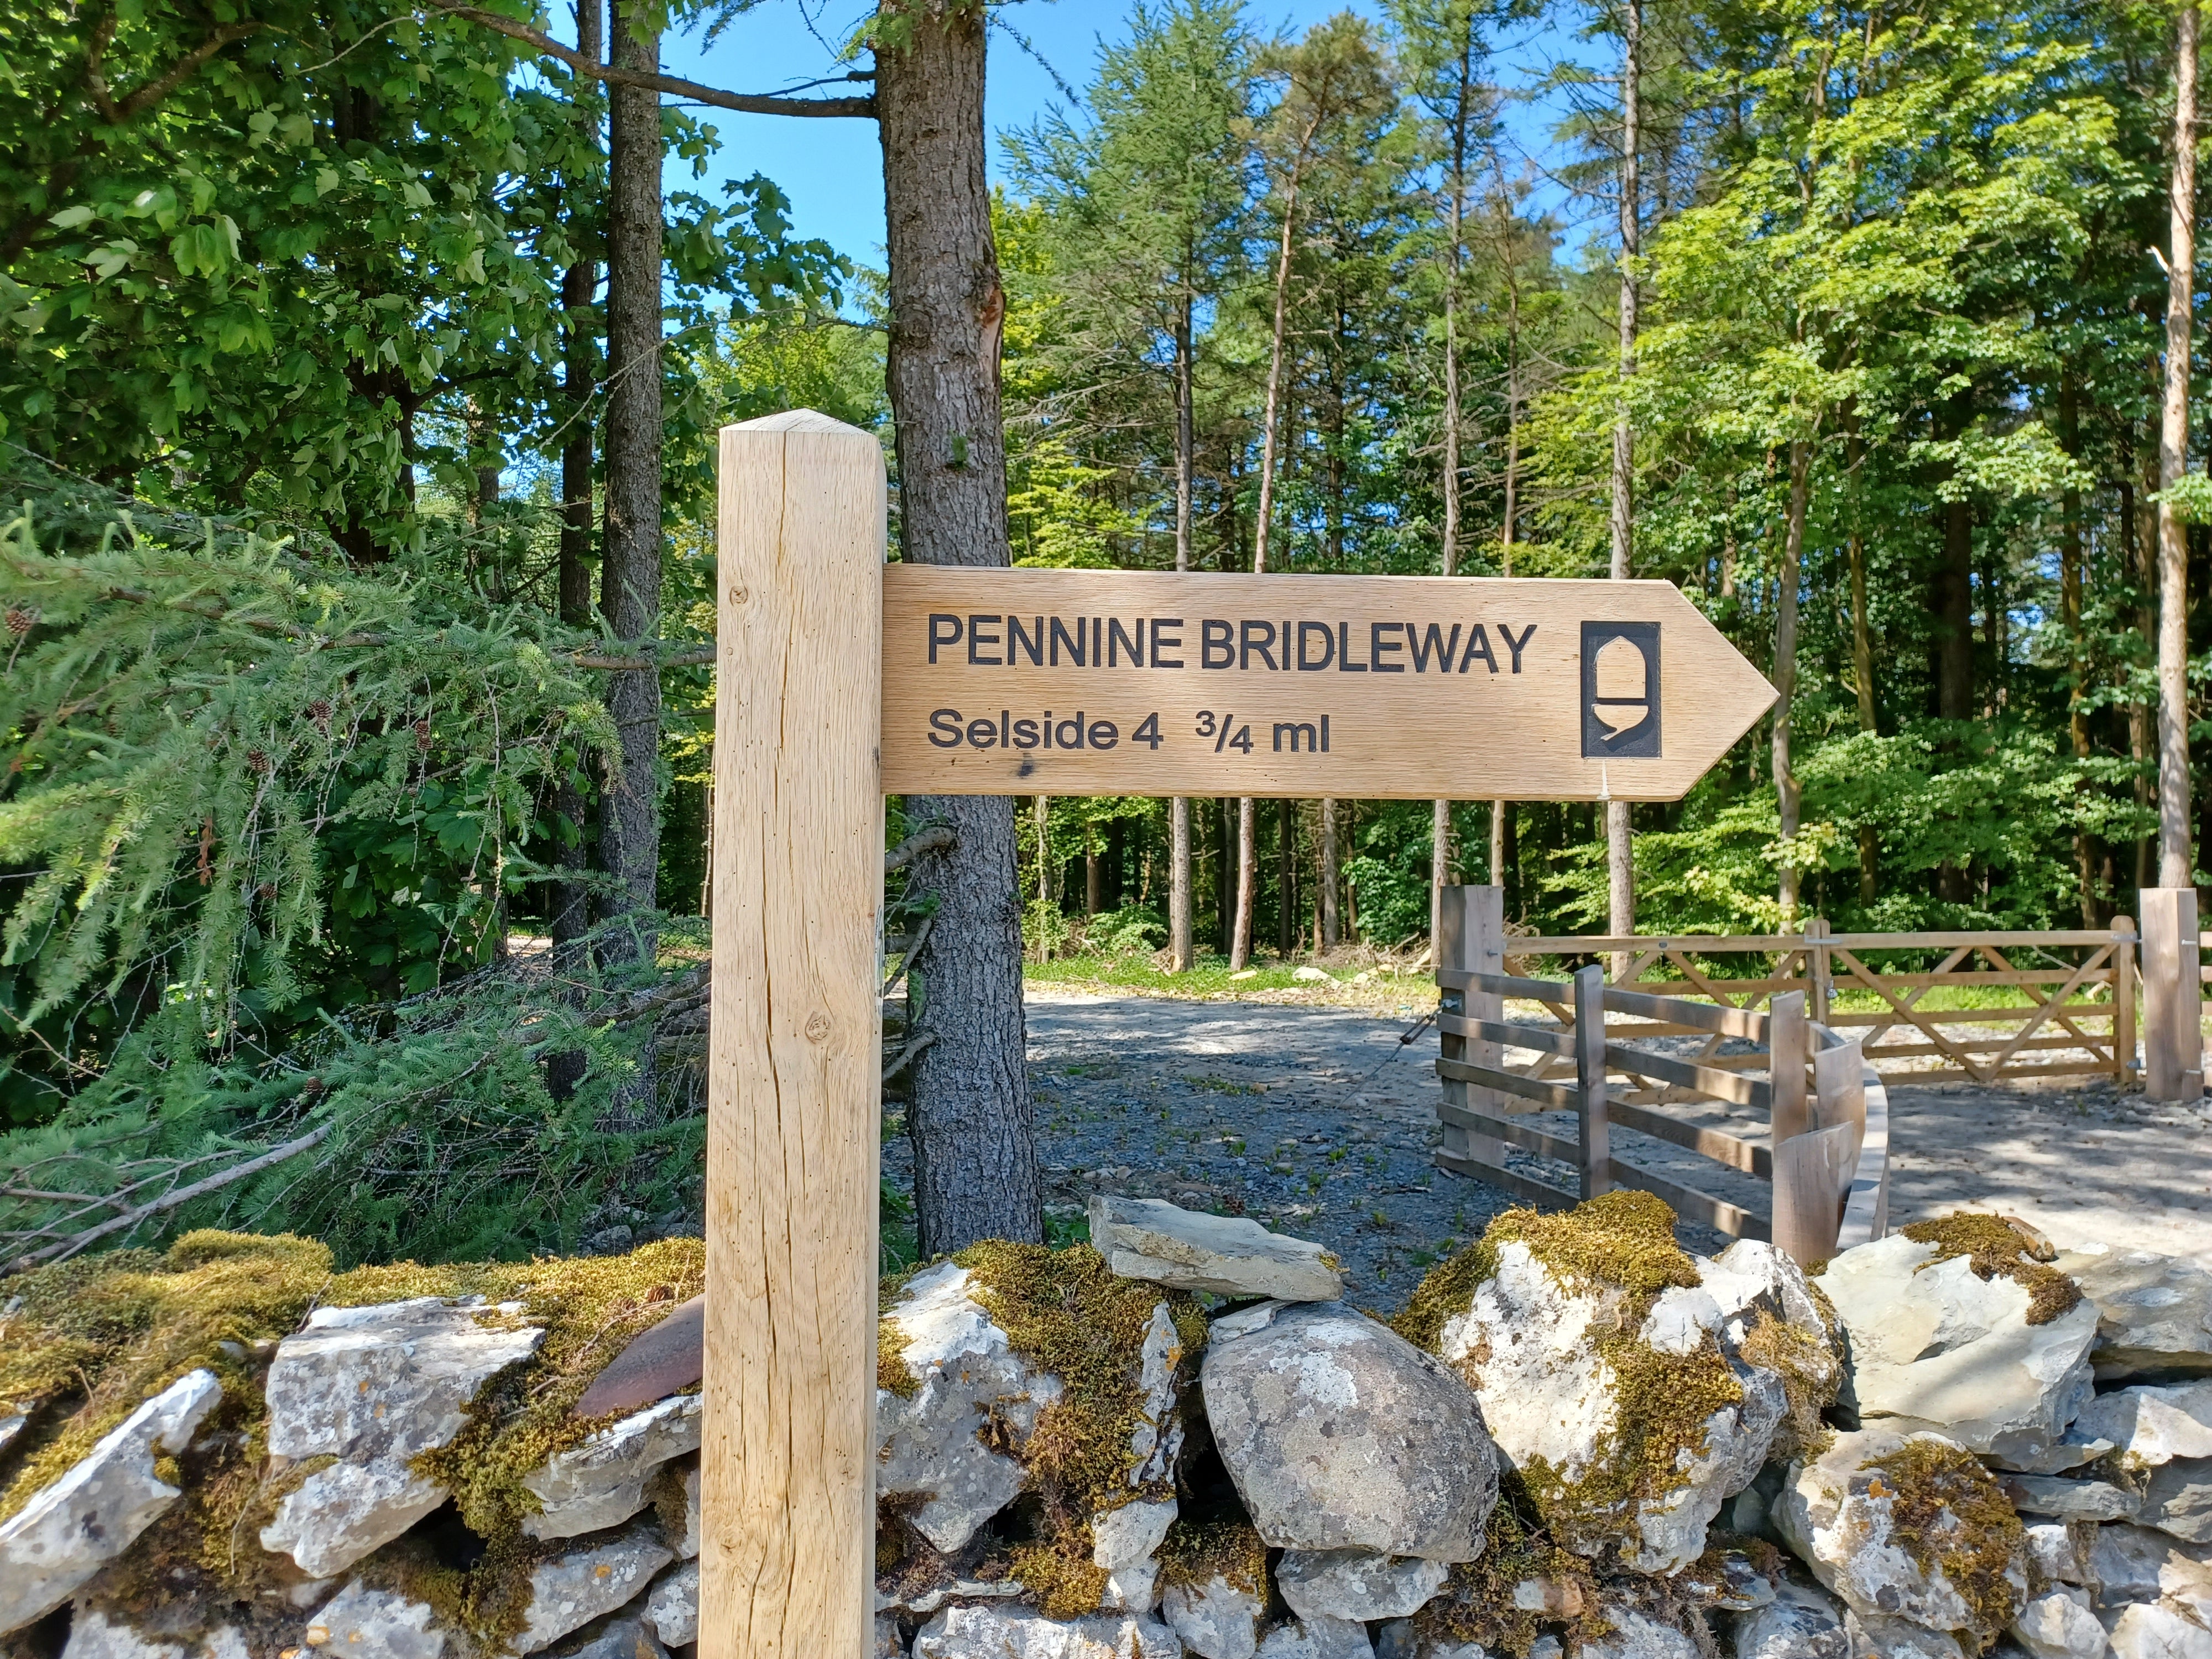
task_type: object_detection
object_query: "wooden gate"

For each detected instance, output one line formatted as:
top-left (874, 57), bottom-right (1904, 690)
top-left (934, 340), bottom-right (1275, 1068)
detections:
top-left (1434, 887), bottom-right (1890, 1262)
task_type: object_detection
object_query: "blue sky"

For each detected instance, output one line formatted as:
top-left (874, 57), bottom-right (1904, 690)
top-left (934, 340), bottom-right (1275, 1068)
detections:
top-left (658, 0), bottom-right (1601, 274)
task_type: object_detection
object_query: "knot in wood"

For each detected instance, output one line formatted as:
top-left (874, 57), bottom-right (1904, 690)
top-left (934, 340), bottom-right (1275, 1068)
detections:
top-left (805, 1010), bottom-right (833, 1042)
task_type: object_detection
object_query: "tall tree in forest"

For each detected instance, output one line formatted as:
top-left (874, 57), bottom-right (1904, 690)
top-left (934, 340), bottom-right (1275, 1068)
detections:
top-left (1607, 0), bottom-right (1640, 948)
top-left (2158, 2), bottom-right (2198, 893)
top-left (878, 0), bottom-right (1042, 1253)
top-left (1005, 0), bottom-right (1253, 972)
top-left (1232, 14), bottom-right (1394, 968)
top-left (1394, 0), bottom-right (1504, 942)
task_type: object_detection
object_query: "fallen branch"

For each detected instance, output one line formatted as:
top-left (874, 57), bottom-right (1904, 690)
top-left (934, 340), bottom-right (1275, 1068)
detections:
top-left (3, 1122), bottom-right (335, 1277)
top-left (883, 911), bottom-right (936, 997)
top-left (884, 825), bottom-right (956, 875)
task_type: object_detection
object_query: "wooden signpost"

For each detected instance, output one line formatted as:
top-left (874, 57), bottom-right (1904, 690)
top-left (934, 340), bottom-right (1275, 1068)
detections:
top-left (703, 412), bottom-right (1778, 1657)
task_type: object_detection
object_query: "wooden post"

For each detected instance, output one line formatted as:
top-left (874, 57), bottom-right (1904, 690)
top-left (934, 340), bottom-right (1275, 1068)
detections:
top-left (1769, 989), bottom-right (1808, 1146)
top-left (1804, 915), bottom-right (1833, 1026)
top-left (704, 411), bottom-right (885, 1658)
top-left (2141, 888), bottom-right (2204, 1102)
top-left (1437, 885), bottom-right (1509, 1173)
top-left (1773, 1121), bottom-right (1858, 1268)
top-left (1574, 963), bottom-right (1612, 1198)
top-left (2114, 913), bottom-right (2139, 1086)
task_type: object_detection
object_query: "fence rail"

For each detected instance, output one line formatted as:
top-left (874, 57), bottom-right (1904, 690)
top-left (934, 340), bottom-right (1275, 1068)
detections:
top-left (1503, 919), bottom-right (2140, 1089)
top-left (1434, 887), bottom-right (1890, 1266)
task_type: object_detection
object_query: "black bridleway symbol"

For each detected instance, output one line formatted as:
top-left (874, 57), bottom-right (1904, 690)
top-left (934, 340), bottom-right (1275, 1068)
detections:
top-left (1582, 620), bottom-right (1661, 758)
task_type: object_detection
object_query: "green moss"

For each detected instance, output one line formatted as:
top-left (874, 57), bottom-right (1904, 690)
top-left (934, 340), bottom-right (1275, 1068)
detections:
top-left (1157, 1517), bottom-right (1267, 1594)
top-left (0, 1232), bottom-right (334, 1526)
top-left (1868, 1435), bottom-right (2027, 1652)
top-left (1900, 1213), bottom-right (2081, 1326)
top-left (1408, 1472), bottom-right (1604, 1658)
top-left (404, 1238), bottom-right (706, 1541)
top-left (878, 1318), bottom-right (921, 1399)
top-left (1738, 1306), bottom-right (1839, 1462)
top-left (1390, 1234), bottom-right (1501, 1352)
top-left (953, 1240), bottom-right (1205, 1619)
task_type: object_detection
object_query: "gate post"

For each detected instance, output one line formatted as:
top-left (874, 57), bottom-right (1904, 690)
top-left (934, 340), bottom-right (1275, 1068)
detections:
top-left (2113, 913), bottom-right (2138, 1087)
top-left (1437, 885), bottom-right (1510, 1173)
top-left (704, 411), bottom-right (886, 1657)
top-left (2141, 888), bottom-right (2203, 1102)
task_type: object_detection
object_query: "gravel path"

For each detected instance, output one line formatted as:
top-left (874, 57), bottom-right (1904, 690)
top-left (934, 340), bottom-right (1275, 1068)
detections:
top-left (928, 987), bottom-right (2212, 1312)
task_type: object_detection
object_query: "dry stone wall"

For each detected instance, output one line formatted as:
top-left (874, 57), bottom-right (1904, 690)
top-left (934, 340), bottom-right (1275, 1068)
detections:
top-left (2, 1198), bottom-right (2210, 1659)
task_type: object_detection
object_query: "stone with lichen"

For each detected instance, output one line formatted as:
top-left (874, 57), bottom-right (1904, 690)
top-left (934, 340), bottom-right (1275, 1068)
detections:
top-left (910, 1602), bottom-right (1180, 1657)
top-left (2051, 1241), bottom-right (2212, 1383)
top-left (1202, 1299), bottom-right (1496, 1563)
top-left (1775, 1426), bottom-right (2028, 1653)
top-left (1087, 1194), bottom-right (1343, 1301)
top-left (1402, 1192), bottom-right (1787, 1574)
top-left (1817, 1220), bottom-right (2098, 1469)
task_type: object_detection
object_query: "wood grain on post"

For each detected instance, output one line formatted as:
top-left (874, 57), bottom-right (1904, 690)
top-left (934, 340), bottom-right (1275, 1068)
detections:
top-left (704, 411), bottom-right (885, 1659)
top-left (2114, 914), bottom-right (2138, 1086)
top-left (1573, 964), bottom-right (1612, 1198)
top-left (2141, 889), bottom-right (2204, 1102)
top-left (1768, 990), bottom-right (1808, 1146)
top-left (1773, 1120), bottom-right (1858, 1267)
top-left (1437, 886), bottom-right (1511, 1173)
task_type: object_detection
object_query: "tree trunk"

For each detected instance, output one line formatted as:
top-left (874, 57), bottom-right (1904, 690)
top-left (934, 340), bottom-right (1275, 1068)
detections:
top-left (1935, 495), bottom-right (1975, 722)
top-left (1606, 0), bottom-right (1641, 960)
top-left (2129, 471), bottom-right (2157, 895)
top-left (1433, 35), bottom-right (1470, 949)
top-left (1773, 441), bottom-right (1810, 921)
top-left (2160, 2), bottom-right (2199, 892)
top-left (2060, 372), bottom-right (2098, 924)
top-left (549, 0), bottom-right (601, 1036)
top-left (1085, 825), bottom-right (1101, 917)
top-left (1319, 797), bottom-right (1340, 947)
top-left (597, 0), bottom-right (662, 972)
top-left (1278, 801), bottom-right (1295, 957)
top-left (1849, 527), bottom-right (1878, 904)
top-left (878, 2), bottom-right (1041, 1254)
top-left (1234, 148), bottom-right (1306, 972)
top-left (1169, 288), bottom-right (1195, 972)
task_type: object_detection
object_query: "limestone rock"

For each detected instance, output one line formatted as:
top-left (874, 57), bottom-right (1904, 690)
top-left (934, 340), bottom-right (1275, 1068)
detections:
top-left (522, 1393), bottom-right (702, 1540)
top-left (1275, 1551), bottom-right (1448, 1622)
top-left (1162, 1573), bottom-right (1266, 1659)
top-left (1201, 1300), bottom-right (1495, 1561)
top-left (1841, 1611), bottom-right (1964, 1658)
top-left (2106, 1601), bottom-right (2212, 1659)
top-left (61, 1610), bottom-right (184, 1659)
top-left (2024, 1524), bottom-right (2093, 1588)
top-left (877, 1261), bottom-right (1063, 1554)
top-left (643, 1559), bottom-right (697, 1647)
top-left (910, 1603), bottom-right (1180, 1658)
top-left (1433, 1238), bottom-right (1783, 1572)
top-left (0, 1413), bottom-right (23, 1455)
top-left (1092, 1496), bottom-right (1177, 1614)
top-left (1775, 1426), bottom-right (2028, 1651)
top-left (1089, 1196), bottom-right (1342, 1302)
top-left (1816, 1233), bottom-right (2099, 1466)
top-left (1575, 1606), bottom-right (1700, 1659)
top-left (0, 1368), bottom-right (223, 1636)
top-left (877, 1614), bottom-right (907, 1658)
top-left (2053, 1243), bottom-right (2212, 1381)
top-left (510, 1526), bottom-right (674, 1655)
top-left (260, 1297), bottom-right (544, 1578)
top-left (670, 1463), bottom-right (699, 1559)
top-left (1126, 1301), bottom-right (1186, 1488)
top-left (301, 1582), bottom-right (447, 1659)
top-left (1254, 1617), bottom-right (1375, 1659)
top-left (2074, 1380), bottom-right (2212, 1466)
top-left (1999, 1473), bottom-right (2142, 1522)
top-left (2010, 1587), bottom-right (2107, 1659)
top-left (554, 1616), bottom-right (667, 1659)
top-left (2143, 1458), bottom-right (2212, 1544)
top-left (2089, 1524), bottom-right (2212, 1609)
top-left (1730, 1580), bottom-right (1847, 1659)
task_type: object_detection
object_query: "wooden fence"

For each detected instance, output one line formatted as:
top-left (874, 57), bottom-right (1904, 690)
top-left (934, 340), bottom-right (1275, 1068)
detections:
top-left (1505, 919), bottom-right (2141, 1089)
top-left (1435, 886), bottom-right (1890, 1264)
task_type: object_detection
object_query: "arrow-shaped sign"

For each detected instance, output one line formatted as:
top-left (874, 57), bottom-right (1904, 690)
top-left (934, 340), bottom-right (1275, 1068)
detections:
top-left (881, 566), bottom-right (1775, 801)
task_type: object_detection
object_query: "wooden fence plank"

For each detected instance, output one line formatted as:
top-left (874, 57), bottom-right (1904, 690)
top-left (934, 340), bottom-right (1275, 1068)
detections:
top-left (1436, 1056), bottom-right (1582, 1113)
top-left (1601, 987), bottom-right (1770, 1040)
top-left (1773, 1121), bottom-right (1859, 1267)
top-left (1439, 1101), bottom-right (1585, 1165)
top-left (1574, 966), bottom-right (1612, 1199)
top-left (1604, 1101), bottom-right (1771, 1177)
top-left (1436, 1011), bottom-right (1577, 1055)
top-left (1605, 1043), bottom-right (1773, 1111)
top-left (1433, 1149), bottom-right (1579, 1209)
top-left (1606, 1162), bottom-right (1768, 1240)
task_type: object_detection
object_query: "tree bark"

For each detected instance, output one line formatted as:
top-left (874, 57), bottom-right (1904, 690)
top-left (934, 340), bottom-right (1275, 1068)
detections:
top-left (1848, 525), bottom-right (1878, 904)
top-left (1773, 440), bottom-right (1810, 922)
top-left (1168, 288), bottom-right (1196, 972)
top-left (878, 0), bottom-right (1041, 1254)
top-left (596, 0), bottom-right (662, 969)
top-left (2059, 372), bottom-right (2097, 924)
top-left (1319, 797), bottom-right (1340, 947)
top-left (1606, 0), bottom-right (1641, 960)
top-left (1277, 801), bottom-right (1295, 956)
top-left (550, 0), bottom-right (601, 1021)
top-left (2160, 1), bottom-right (2199, 893)
top-left (1432, 26), bottom-right (1473, 948)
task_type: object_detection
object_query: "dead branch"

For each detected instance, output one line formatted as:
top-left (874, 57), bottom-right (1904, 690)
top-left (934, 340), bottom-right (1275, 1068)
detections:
top-left (884, 825), bottom-right (956, 875)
